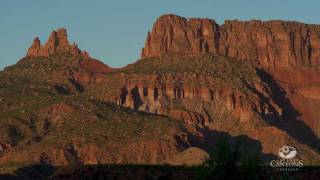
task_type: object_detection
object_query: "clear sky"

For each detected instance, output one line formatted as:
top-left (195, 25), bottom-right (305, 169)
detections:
top-left (1, 0), bottom-right (320, 69)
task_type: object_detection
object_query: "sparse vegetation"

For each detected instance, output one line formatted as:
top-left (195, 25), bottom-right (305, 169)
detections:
top-left (0, 53), bottom-right (187, 173)
top-left (115, 54), bottom-right (258, 92)
top-left (0, 51), bottom-right (319, 180)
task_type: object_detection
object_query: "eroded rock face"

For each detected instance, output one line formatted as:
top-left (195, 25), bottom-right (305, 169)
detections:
top-left (111, 74), bottom-right (282, 127)
top-left (27, 28), bottom-right (81, 57)
top-left (142, 14), bottom-right (320, 68)
top-left (141, 15), bottom-right (220, 58)
top-left (141, 14), bottom-right (320, 139)
top-left (25, 29), bottom-right (112, 75)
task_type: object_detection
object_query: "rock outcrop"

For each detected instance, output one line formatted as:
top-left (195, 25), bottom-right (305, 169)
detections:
top-left (108, 73), bottom-right (282, 127)
top-left (27, 28), bottom-right (81, 57)
top-left (142, 14), bottom-right (320, 68)
top-left (142, 15), bottom-right (220, 58)
top-left (141, 15), bottom-right (320, 139)
top-left (25, 29), bottom-right (112, 74)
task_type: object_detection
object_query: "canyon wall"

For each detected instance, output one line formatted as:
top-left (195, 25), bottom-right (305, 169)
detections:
top-left (102, 74), bottom-right (283, 128)
top-left (141, 14), bottom-right (320, 138)
top-left (142, 14), bottom-right (320, 68)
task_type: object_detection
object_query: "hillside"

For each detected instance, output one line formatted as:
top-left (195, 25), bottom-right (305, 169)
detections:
top-left (0, 53), bottom-right (192, 173)
top-left (1, 14), bottom-right (320, 179)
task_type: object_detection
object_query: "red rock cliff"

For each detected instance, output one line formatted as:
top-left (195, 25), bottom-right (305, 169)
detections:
top-left (142, 14), bottom-right (320, 68)
top-left (27, 28), bottom-right (81, 57)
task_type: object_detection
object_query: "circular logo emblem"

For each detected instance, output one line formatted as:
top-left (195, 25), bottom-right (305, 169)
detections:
top-left (278, 145), bottom-right (297, 159)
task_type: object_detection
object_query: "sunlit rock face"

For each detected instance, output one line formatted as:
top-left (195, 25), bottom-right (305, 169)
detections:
top-left (142, 14), bottom-right (320, 68)
top-left (27, 28), bottom-right (81, 57)
top-left (141, 14), bottom-right (320, 138)
top-left (111, 73), bottom-right (282, 128)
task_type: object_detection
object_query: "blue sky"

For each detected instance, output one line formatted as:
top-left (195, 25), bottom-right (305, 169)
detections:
top-left (1, 0), bottom-right (319, 69)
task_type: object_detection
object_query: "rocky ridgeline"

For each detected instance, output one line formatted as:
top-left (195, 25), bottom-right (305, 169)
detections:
top-left (142, 14), bottom-right (320, 68)
top-left (26, 29), bottom-right (112, 74)
top-left (26, 28), bottom-right (81, 57)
